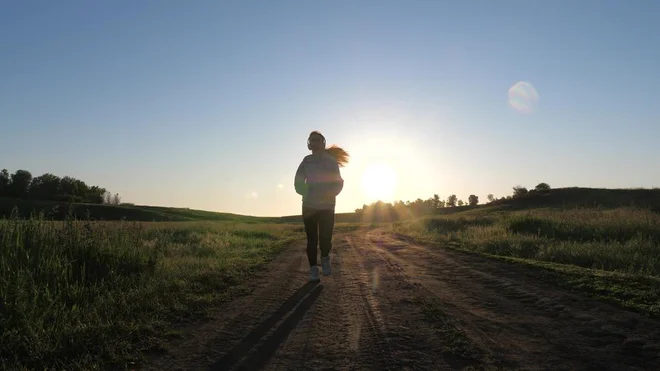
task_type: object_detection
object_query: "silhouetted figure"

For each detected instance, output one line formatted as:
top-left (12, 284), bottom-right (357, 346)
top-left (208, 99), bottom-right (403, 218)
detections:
top-left (294, 131), bottom-right (349, 282)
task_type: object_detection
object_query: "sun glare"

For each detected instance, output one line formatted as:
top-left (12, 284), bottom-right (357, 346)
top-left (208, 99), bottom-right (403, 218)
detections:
top-left (361, 162), bottom-right (398, 202)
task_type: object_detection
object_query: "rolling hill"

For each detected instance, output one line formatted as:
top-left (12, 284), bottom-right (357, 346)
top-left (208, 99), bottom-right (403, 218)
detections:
top-left (0, 197), bottom-right (276, 223)
top-left (2, 186), bottom-right (659, 223)
top-left (487, 186), bottom-right (660, 212)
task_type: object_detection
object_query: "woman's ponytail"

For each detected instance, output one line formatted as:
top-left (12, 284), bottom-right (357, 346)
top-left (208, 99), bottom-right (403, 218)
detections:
top-left (308, 130), bottom-right (349, 167)
top-left (325, 145), bottom-right (349, 167)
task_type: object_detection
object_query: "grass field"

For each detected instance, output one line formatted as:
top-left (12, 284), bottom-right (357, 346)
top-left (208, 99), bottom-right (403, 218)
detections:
top-left (0, 214), bottom-right (304, 370)
top-left (3, 195), bottom-right (660, 369)
top-left (0, 197), bottom-right (277, 222)
top-left (390, 207), bottom-right (660, 316)
top-left (0, 197), bottom-right (361, 224)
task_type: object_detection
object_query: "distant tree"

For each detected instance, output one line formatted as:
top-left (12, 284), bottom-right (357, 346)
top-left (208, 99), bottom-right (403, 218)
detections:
top-left (357, 199), bottom-right (402, 222)
top-left (73, 178), bottom-right (90, 200)
top-left (487, 194), bottom-right (495, 203)
top-left (86, 186), bottom-right (106, 204)
top-left (432, 194), bottom-right (441, 209)
top-left (29, 173), bottom-right (61, 201)
top-left (457, 199), bottom-right (465, 207)
top-left (112, 193), bottom-right (121, 205)
top-left (424, 197), bottom-right (436, 213)
top-left (512, 185), bottom-right (528, 198)
top-left (0, 169), bottom-right (9, 197)
top-left (7, 170), bottom-right (32, 199)
top-left (1, 168), bottom-right (109, 204)
top-left (410, 198), bottom-right (425, 216)
top-left (447, 194), bottom-right (457, 207)
top-left (535, 182), bottom-right (551, 193)
top-left (58, 176), bottom-right (89, 201)
top-left (392, 200), bottom-right (409, 219)
top-left (468, 194), bottom-right (479, 206)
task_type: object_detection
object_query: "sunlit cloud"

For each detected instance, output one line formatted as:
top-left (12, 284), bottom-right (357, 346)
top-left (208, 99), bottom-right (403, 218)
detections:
top-left (244, 191), bottom-right (259, 199)
top-left (508, 81), bottom-right (539, 113)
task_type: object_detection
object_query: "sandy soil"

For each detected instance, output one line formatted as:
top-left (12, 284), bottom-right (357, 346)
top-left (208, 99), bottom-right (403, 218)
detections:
top-left (139, 229), bottom-right (660, 371)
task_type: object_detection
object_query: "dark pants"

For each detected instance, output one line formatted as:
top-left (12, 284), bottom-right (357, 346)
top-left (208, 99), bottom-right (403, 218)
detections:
top-left (302, 207), bottom-right (335, 267)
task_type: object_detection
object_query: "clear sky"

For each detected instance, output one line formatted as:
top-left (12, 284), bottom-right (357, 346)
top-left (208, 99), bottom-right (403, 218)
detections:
top-left (2, 1), bottom-right (659, 217)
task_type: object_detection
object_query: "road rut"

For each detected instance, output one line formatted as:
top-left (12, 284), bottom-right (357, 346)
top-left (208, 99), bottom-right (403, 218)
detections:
top-left (140, 229), bottom-right (660, 371)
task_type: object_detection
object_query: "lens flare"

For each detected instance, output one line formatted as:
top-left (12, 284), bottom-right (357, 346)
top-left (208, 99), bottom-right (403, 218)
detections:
top-left (361, 162), bottom-right (398, 202)
top-left (508, 81), bottom-right (539, 113)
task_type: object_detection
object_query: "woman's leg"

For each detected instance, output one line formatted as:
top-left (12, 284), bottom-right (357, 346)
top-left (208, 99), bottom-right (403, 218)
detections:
top-left (318, 208), bottom-right (335, 275)
top-left (318, 208), bottom-right (335, 258)
top-left (302, 207), bottom-right (320, 267)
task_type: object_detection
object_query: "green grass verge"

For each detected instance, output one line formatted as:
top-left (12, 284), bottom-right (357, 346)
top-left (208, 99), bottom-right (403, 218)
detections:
top-left (0, 214), bottom-right (302, 370)
top-left (0, 197), bottom-right (281, 223)
top-left (390, 207), bottom-right (660, 318)
top-left (0, 197), bottom-right (364, 224)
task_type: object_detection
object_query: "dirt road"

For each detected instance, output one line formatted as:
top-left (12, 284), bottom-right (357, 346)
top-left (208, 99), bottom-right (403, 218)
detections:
top-left (141, 229), bottom-right (660, 370)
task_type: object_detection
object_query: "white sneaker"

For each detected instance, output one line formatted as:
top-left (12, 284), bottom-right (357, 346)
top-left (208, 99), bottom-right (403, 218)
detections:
top-left (309, 265), bottom-right (320, 282)
top-left (321, 256), bottom-right (331, 276)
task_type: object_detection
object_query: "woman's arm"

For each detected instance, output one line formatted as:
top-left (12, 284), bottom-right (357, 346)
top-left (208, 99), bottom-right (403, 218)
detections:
top-left (329, 160), bottom-right (344, 196)
top-left (294, 160), bottom-right (308, 197)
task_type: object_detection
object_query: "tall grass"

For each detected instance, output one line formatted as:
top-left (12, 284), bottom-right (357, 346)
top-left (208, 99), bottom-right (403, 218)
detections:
top-left (0, 212), bottom-right (301, 370)
top-left (392, 207), bottom-right (660, 277)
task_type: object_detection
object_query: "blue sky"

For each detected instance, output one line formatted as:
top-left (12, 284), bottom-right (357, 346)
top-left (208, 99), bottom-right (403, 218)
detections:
top-left (2, 1), bottom-right (659, 216)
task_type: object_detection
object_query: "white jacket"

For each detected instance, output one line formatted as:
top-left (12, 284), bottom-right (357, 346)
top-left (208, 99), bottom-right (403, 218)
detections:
top-left (294, 152), bottom-right (344, 210)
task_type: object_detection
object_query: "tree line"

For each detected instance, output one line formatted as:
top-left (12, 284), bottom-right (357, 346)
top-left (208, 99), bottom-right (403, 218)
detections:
top-left (0, 168), bottom-right (121, 205)
top-left (354, 182), bottom-right (552, 222)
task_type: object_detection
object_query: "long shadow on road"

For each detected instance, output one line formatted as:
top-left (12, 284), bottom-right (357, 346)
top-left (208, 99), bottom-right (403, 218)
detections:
top-left (209, 281), bottom-right (323, 371)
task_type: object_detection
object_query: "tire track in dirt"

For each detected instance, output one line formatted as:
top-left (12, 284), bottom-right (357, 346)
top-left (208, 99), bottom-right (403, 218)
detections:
top-left (362, 229), bottom-right (660, 371)
top-left (144, 226), bottom-right (657, 371)
top-left (139, 241), bottom-right (313, 371)
top-left (262, 233), bottom-right (440, 371)
top-left (141, 231), bottom-right (471, 371)
top-left (345, 233), bottom-right (496, 370)
top-left (342, 234), bottom-right (398, 370)
top-left (218, 282), bottom-right (324, 371)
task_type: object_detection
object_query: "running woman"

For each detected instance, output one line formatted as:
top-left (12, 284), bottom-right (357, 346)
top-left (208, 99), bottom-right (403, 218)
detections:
top-left (294, 130), bottom-right (349, 282)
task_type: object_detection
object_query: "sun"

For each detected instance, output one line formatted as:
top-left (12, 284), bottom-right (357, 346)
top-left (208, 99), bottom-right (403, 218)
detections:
top-left (361, 162), bottom-right (398, 202)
